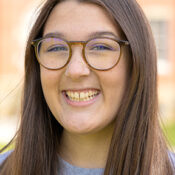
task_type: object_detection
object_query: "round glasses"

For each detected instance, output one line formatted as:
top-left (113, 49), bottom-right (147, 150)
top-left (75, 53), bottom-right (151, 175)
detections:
top-left (31, 36), bottom-right (129, 71)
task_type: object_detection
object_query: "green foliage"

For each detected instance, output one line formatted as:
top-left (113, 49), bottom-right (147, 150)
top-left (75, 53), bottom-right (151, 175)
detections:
top-left (0, 142), bottom-right (14, 153)
top-left (162, 122), bottom-right (175, 147)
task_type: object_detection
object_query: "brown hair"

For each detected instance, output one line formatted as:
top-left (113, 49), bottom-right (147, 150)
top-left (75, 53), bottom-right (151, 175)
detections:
top-left (0, 0), bottom-right (174, 174)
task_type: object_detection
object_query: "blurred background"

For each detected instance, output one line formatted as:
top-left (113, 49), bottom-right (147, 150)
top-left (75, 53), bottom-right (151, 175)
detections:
top-left (0, 0), bottom-right (175, 150)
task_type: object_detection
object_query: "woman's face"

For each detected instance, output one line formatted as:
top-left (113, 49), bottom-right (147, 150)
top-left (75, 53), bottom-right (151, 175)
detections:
top-left (41, 0), bottom-right (129, 134)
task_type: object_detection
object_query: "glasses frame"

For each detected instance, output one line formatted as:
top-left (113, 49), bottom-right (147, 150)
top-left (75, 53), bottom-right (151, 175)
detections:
top-left (31, 36), bottom-right (129, 71)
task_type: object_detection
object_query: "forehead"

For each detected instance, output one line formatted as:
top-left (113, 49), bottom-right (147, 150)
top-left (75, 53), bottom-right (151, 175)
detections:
top-left (43, 0), bottom-right (121, 40)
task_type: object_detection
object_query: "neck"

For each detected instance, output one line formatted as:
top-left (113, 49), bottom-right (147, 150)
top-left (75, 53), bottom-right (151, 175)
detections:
top-left (58, 122), bottom-right (114, 169)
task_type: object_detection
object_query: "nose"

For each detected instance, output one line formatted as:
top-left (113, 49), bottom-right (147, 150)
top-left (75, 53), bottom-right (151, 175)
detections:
top-left (65, 46), bottom-right (90, 80)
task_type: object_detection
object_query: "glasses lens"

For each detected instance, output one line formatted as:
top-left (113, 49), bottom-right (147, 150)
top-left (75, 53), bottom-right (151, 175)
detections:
top-left (37, 38), bottom-right (69, 69)
top-left (85, 38), bottom-right (121, 70)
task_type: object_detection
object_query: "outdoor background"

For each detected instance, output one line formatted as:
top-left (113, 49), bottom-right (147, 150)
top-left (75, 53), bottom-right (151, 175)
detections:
top-left (0, 0), bottom-right (175, 151)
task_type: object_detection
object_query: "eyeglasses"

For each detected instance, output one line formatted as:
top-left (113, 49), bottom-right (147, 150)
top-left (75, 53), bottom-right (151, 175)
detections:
top-left (31, 36), bottom-right (129, 71)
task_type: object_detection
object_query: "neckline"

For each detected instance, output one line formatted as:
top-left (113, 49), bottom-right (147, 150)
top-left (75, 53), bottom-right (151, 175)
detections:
top-left (57, 154), bottom-right (104, 170)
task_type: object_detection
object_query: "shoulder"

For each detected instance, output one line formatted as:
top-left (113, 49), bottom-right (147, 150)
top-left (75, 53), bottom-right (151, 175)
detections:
top-left (0, 150), bottom-right (12, 165)
top-left (169, 151), bottom-right (175, 168)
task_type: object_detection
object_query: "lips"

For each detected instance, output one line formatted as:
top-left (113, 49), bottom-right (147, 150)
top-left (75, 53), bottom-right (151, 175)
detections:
top-left (62, 88), bottom-right (101, 105)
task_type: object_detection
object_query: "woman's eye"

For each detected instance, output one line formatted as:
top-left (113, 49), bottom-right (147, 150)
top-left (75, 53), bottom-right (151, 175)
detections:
top-left (47, 45), bottom-right (68, 52)
top-left (91, 45), bottom-right (113, 51)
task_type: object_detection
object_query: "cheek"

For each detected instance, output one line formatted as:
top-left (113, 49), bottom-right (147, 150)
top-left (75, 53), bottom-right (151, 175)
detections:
top-left (40, 68), bottom-right (61, 90)
top-left (40, 67), bottom-right (63, 109)
top-left (98, 57), bottom-right (128, 116)
top-left (100, 62), bottom-right (127, 93)
top-left (40, 67), bottom-right (64, 118)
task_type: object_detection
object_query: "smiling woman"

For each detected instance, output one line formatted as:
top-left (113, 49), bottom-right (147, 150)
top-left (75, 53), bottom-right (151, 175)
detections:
top-left (39, 1), bottom-right (129, 137)
top-left (0, 0), bottom-right (175, 175)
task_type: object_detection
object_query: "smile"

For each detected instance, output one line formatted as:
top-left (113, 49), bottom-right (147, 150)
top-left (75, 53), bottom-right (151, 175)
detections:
top-left (62, 89), bottom-right (101, 107)
top-left (65, 90), bottom-right (100, 102)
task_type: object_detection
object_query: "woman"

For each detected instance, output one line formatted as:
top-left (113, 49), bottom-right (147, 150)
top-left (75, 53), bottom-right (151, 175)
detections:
top-left (0, 0), bottom-right (175, 174)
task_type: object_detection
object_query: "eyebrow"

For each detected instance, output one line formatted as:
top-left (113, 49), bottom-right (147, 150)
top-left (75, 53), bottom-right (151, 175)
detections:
top-left (43, 31), bottom-right (120, 39)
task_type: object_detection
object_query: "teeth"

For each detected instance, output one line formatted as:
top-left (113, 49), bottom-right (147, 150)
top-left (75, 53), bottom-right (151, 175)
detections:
top-left (75, 92), bottom-right (79, 98)
top-left (65, 90), bottom-right (99, 102)
top-left (80, 92), bottom-right (85, 99)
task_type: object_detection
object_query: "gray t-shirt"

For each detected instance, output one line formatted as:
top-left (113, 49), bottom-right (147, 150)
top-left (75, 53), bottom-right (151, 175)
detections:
top-left (58, 154), bottom-right (104, 175)
top-left (0, 151), bottom-right (175, 174)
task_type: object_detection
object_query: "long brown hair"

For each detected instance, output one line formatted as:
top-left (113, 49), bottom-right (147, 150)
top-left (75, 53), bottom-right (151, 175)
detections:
top-left (0, 0), bottom-right (174, 174)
